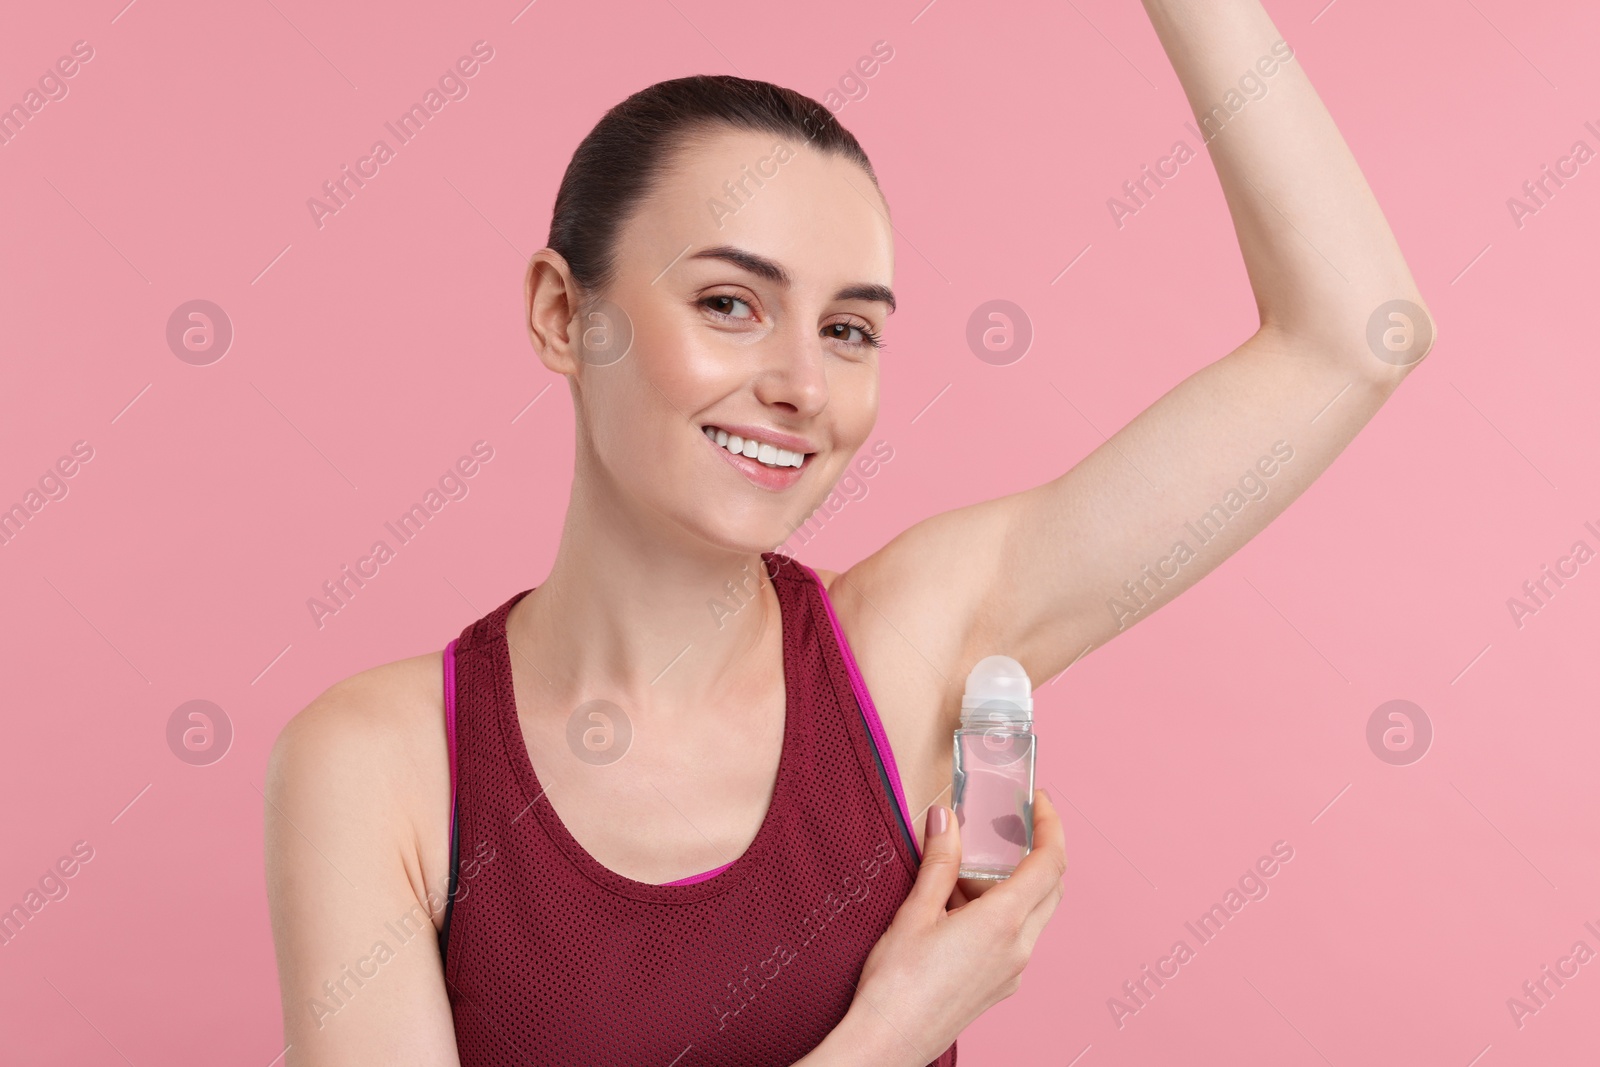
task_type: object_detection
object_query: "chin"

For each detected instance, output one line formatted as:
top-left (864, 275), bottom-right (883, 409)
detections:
top-left (704, 519), bottom-right (795, 557)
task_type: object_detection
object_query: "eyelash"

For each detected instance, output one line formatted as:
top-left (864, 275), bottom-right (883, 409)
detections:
top-left (699, 294), bottom-right (883, 350)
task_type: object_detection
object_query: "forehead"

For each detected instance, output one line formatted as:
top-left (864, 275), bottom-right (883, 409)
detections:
top-left (618, 126), bottom-right (894, 293)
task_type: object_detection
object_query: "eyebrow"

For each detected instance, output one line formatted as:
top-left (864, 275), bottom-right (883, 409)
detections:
top-left (686, 245), bottom-right (896, 314)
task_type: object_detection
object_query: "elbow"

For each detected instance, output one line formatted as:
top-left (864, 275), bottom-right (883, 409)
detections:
top-left (1262, 288), bottom-right (1440, 383)
top-left (1282, 292), bottom-right (1439, 386)
top-left (1359, 293), bottom-right (1438, 379)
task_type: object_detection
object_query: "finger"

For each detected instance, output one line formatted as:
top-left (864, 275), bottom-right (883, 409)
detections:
top-left (1015, 792), bottom-right (1069, 945)
top-left (1017, 870), bottom-right (1066, 951)
top-left (970, 790), bottom-right (1067, 912)
top-left (1013, 788), bottom-right (1068, 887)
top-left (895, 804), bottom-right (962, 921)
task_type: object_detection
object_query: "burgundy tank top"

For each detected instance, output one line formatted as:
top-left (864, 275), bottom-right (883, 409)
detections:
top-left (437, 551), bottom-right (957, 1066)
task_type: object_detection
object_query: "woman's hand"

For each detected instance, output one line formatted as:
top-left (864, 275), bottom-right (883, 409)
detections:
top-left (815, 790), bottom-right (1066, 1067)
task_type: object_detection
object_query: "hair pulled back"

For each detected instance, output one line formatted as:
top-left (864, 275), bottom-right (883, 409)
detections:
top-left (546, 74), bottom-right (879, 300)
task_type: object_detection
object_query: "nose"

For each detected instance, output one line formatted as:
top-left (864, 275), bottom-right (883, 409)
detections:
top-left (752, 321), bottom-right (829, 419)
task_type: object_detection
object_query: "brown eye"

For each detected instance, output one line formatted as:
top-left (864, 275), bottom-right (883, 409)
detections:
top-left (823, 321), bottom-right (883, 348)
top-left (701, 294), bottom-right (754, 319)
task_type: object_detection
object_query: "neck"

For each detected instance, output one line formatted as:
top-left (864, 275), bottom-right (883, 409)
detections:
top-left (507, 464), bottom-right (781, 717)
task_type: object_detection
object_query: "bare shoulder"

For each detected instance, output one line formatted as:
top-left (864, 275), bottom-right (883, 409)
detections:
top-left (264, 651), bottom-right (452, 914)
top-left (268, 652), bottom-right (448, 806)
top-left (812, 566), bottom-right (842, 589)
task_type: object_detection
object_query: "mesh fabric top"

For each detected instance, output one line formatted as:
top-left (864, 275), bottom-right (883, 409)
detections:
top-left (443, 551), bottom-right (957, 1066)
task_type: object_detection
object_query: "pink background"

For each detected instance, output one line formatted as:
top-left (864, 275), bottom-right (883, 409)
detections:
top-left (2, 0), bottom-right (1597, 1063)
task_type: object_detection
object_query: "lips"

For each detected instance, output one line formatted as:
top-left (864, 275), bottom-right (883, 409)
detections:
top-left (700, 425), bottom-right (809, 469)
top-left (700, 424), bottom-right (809, 491)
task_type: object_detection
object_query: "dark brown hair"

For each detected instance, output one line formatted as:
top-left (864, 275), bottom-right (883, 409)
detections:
top-left (547, 74), bottom-right (880, 299)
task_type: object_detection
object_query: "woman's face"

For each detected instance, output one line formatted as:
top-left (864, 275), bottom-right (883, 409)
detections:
top-left (559, 126), bottom-right (895, 555)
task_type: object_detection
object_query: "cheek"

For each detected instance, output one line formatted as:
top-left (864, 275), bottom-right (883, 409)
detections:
top-left (592, 368), bottom-right (671, 452)
top-left (628, 308), bottom-right (771, 435)
top-left (834, 362), bottom-right (880, 437)
top-left (582, 323), bottom-right (709, 476)
top-left (635, 316), bottom-right (719, 398)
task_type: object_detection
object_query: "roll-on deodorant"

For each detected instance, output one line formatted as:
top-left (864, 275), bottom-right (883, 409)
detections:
top-left (952, 655), bottom-right (1036, 879)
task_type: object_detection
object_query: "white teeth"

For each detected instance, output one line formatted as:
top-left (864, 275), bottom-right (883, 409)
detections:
top-left (702, 425), bottom-right (807, 468)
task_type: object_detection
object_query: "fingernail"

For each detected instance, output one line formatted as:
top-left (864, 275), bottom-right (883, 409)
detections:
top-left (926, 805), bottom-right (949, 838)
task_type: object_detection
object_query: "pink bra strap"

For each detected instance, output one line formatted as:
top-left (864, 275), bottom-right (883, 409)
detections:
top-left (661, 859), bottom-right (734, 886)
top-left (445, 638), bottom-right (459, 844)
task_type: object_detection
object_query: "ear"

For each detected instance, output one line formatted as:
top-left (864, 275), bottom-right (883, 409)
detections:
top-left (525, 249), bottom-right (583, 375)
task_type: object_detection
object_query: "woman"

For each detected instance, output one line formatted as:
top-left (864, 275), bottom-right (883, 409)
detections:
top-left (265, 0), bottom-right (1433, 1062)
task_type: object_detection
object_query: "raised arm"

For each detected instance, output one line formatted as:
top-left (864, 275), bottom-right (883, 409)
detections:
top-left (835, 0), bottom-right (1435, 692)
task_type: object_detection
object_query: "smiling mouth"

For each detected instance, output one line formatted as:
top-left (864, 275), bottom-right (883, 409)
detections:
top-left (700, 425), bottom-right (811, 469)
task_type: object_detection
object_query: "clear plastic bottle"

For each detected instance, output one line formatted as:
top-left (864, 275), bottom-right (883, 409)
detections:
top-left (951, 655), bottom-right (1036, 879)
